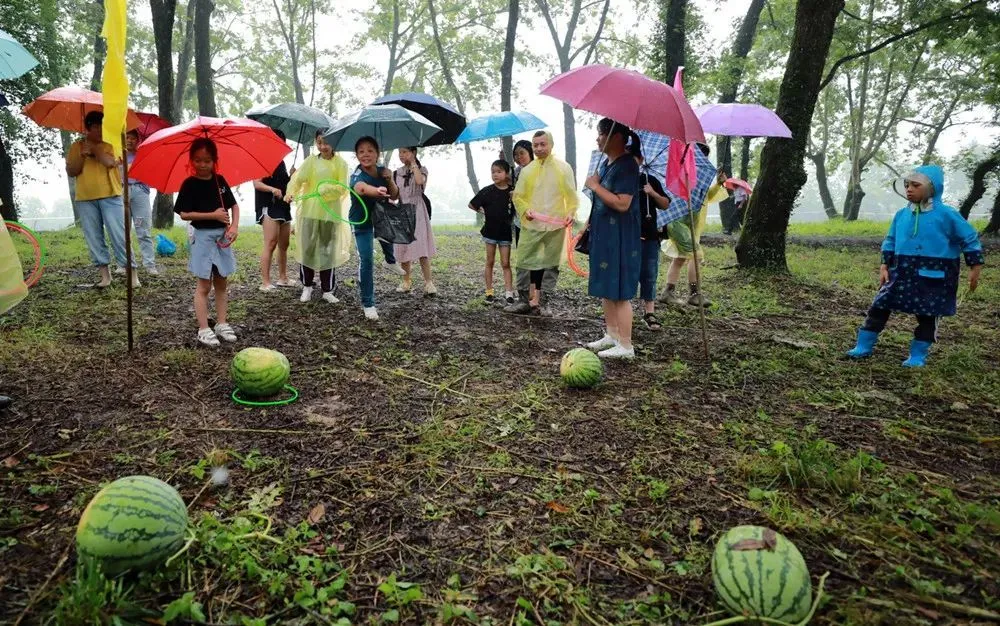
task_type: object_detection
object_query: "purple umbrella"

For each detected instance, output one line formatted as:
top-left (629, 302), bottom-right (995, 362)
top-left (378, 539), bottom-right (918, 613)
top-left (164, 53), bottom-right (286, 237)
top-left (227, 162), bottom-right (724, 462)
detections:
top-left (694, 103), bottom-right (791, 138)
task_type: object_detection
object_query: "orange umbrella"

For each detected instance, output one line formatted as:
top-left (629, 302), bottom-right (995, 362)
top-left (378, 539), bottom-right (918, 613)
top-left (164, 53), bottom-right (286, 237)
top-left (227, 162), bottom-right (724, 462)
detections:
top-left (22, 86), bottom-right (141, 134)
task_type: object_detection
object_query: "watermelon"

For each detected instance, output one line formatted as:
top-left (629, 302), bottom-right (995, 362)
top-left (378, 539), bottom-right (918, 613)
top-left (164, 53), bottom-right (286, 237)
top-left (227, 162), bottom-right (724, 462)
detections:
top-left (231, 347), bottom-right (290, 397)
top-left (76, 475), bottom-right (188, 575)
top-left (560, 348), bottom-right (603, 388)
top-left (711, 525), bottom-right (812, 623)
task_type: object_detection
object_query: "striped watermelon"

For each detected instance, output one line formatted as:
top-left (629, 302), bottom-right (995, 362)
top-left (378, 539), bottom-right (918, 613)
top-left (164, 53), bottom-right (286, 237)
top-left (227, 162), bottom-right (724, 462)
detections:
top-left (231, 347), bottom-right (290, 397)
top-left (711, 525), bottom-right (812, 622)
top-left (76, 475), bottom-right (188, 575)
top-left (560, 348), bottom-right (603, 388)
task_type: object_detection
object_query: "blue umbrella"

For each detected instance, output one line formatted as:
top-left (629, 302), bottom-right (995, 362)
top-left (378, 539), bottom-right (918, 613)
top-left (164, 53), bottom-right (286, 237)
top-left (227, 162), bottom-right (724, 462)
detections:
top-left (0, 29), bottom-right (39, 80)
top-left (371, 92), bottom-right (465, 146)
top-left (454, 111), bottom-right (547, 144)
top-left (323, 104), bottom-right (441, 152)
top-left (246, 102), bottom-right (337, 146)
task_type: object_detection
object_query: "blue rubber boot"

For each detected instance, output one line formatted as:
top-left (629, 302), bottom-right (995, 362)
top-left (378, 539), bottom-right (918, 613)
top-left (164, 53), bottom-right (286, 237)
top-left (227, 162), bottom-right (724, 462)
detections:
top-left (846, 329), bottom-right (879, 359)
top-left (902, 340), bottom-right (932, 368)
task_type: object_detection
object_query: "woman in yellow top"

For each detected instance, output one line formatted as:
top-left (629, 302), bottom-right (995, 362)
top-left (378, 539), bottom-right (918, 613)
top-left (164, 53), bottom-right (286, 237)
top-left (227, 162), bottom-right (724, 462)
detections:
top-left (64, 111), bottom-right (137, 288)
top-left (504, 131), bottom-right (578, 317)
top-left (284, 131), bottom-right (353, 304)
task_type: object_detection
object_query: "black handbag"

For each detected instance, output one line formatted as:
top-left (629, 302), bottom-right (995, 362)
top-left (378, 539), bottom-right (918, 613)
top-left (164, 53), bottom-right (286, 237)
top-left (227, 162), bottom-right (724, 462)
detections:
top-left (373, 200), bottom-right (416, 245)
top-left (574, 225), bottom-right (591, 255)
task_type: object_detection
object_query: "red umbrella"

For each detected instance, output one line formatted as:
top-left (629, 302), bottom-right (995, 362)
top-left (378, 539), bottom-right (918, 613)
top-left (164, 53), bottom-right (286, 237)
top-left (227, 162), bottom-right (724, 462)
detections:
top-left (129, 116), bottom-right (292, 193)
top-left (134, 111), bottom-right (172, 139)
top-left (724, 177), bottom-right (753, 195)
top-left (539, 64), bottom-right (704, 143)
top-left (22, 86), bottom-right (141, 133)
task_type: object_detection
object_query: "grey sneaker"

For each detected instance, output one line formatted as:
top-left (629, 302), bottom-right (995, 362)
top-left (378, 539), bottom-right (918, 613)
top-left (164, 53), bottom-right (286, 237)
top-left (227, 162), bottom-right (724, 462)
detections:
top-left (660, 290), bottom-right (688, 306)
top-left (505, 301), bottom-right (532, 314)
top-left (538, 306), bottom-right (554, 318)
top-left (688, 293), bottom-right (712, 308)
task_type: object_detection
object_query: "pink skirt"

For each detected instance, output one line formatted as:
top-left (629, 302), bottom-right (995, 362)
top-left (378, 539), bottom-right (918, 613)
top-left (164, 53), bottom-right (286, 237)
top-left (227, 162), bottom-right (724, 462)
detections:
top-left (395, 199), bottom-right (435, 263)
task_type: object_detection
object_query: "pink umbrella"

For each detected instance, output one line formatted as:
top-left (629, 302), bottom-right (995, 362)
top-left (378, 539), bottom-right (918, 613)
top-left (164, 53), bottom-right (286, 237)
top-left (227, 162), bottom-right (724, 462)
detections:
top-left (725, 177), bottom-right (753, 194)
top-left (129, 116), bottom-right (291, 193)
top-left (694, 103), bottom-right (791, 138)
top-left (539, 64), bottom-right (704, 143)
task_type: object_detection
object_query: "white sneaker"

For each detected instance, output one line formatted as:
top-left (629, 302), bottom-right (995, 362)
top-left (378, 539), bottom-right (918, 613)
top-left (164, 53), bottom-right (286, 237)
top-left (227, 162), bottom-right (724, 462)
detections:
top-left (598, 343), bottom-right (636, 359)
top-left (363, 306), bottom-right (379, 321)
top-left (259, 284), bottom-right (277, 292)
top-left (146, 266), bottom-right (160, 276)
top-left (300, 286), bottom-right (313, 302)
top-left (214, 323), bottom-right (237, 342)
top-left (114, 267), bottom-right (126, 276)
top-left (383, 261), bottom-right (405, 276)
top-left (586, 334), bottom-right (618, 351)
top-left (321, 292), bottom-right (340, 304)
top-left (197, 328), bottom-right (220, 347)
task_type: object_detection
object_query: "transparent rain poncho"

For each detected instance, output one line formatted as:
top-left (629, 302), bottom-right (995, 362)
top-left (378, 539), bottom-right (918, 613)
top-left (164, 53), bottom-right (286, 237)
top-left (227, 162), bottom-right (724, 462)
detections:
top-left (0, 221), bottom-right (27, 314)
top-left (286, 153), bottom-right (353, 271)
top-left (512, 141), bottom-right (579, 270)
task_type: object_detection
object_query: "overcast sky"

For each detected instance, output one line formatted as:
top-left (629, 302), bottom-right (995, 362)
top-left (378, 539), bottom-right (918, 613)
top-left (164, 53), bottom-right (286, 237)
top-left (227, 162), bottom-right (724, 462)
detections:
top-left (14, 0), bottom-right (997, 227)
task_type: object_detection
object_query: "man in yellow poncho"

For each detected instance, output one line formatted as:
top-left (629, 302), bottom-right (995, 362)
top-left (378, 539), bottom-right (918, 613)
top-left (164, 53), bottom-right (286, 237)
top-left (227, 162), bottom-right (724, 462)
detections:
top-left (661, 164), bottom-right (729, 307)
top-left (1, 216), bottom-right (28, 410)
top-left (504, 131), bottom-right (579, 316)
top-left (284, 132), bottom-right (353, 304)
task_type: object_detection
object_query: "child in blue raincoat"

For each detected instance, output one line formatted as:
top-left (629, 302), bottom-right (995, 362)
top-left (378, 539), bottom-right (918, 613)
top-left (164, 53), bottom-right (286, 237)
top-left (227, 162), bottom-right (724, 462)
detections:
top-left (846, 164), bottom-right (984, 367)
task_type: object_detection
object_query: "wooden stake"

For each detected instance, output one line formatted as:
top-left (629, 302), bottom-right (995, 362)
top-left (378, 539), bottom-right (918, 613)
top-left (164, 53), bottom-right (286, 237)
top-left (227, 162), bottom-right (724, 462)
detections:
top-left (681, 144), bottom-right (710, 360)
top-left (121, 132), bottom-right (134, 352)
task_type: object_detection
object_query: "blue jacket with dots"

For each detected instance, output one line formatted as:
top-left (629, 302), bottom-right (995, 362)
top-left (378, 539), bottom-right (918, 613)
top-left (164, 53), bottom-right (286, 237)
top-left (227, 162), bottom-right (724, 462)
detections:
top-left (872, 165), bottom-right (984, 317)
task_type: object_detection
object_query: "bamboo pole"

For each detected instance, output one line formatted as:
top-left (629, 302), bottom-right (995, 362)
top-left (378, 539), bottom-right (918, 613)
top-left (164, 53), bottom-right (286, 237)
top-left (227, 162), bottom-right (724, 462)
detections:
top-left (681, 144), bottom-right (710, 360)
top-left (121, 132), bottom-right (134, 352)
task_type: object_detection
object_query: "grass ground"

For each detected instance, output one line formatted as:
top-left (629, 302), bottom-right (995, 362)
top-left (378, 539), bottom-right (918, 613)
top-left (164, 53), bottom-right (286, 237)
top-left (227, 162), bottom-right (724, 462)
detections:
top-left (1, 224), bottom-right (999, 625)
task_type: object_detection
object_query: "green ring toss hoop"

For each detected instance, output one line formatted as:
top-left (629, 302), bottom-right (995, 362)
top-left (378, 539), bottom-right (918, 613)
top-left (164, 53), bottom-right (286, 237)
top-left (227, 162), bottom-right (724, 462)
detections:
top-left (231, 385), bottom-right (299, 407)
top-left (3, 220), bottom-right (46, 291)
top-left (298, 179), bottom-right (369, 225)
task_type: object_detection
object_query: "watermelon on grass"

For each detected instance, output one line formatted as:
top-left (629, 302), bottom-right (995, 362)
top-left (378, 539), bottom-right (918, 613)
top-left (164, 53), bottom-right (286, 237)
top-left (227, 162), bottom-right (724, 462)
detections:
top-left (711, 525), bottom-right (813, 623)
top-left (76, 475), bottom-right (188, 575)
top-left (560, 348), bottom-right (603, 389)
top-left (231, 347), bottom-right (290, 398)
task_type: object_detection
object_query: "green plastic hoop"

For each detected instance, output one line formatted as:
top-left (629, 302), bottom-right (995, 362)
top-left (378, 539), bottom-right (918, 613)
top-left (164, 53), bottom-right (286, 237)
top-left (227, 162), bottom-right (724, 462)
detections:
top-left (231, 385), bottom-right (299, 407)
top-left (297, 179), bottom-right (369, 225)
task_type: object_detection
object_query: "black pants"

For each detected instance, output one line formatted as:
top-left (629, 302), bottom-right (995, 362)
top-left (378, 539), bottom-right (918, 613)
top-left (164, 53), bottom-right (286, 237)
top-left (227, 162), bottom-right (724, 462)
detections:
top-left (299, 266), bottom-right (336, 292)
top-left (529, 269), bottom-right (543, 289)
top-left (720, 200), bottom-right (738, 232)
top-left (513, 225), bottom-right (521, 247)
top-left (380, 240), bottom-right (396, 264)
top-left (862, 307), bottom-right (938, 343)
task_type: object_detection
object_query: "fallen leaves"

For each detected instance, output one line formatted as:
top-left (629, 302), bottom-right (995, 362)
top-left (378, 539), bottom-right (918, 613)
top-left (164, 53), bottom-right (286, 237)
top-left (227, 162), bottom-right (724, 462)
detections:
top-left (307, 503), bottom-right (326, 525)
top-left (546, 501), bottom-right (570, 514)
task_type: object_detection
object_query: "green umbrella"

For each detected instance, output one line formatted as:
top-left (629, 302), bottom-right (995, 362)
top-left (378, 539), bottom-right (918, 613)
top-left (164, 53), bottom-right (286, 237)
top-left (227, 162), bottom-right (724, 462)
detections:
top-left (323, 104), bottom-right (441, 152)
top-left (245, 102), bottom-right (337, 146)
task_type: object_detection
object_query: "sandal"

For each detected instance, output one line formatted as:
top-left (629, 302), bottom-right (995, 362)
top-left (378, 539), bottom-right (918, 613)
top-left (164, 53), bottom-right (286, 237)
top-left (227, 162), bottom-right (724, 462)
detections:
top-left (643, 312), bottom-right (662, 332)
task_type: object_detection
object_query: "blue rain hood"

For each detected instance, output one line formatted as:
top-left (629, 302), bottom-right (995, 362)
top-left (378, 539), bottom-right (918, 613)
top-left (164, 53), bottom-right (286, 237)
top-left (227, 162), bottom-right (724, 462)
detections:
top-left (911, 164), bottom-right (945, 209)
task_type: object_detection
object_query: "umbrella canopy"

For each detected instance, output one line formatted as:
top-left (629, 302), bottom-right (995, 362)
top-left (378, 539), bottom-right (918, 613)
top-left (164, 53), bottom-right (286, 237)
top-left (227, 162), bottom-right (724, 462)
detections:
top-left (455, 111), bottom-right (546, 144)
top-left (0, 29), bottom-right (39, 80)
top-left (694, 103), bottom-right (792, 138)
top-left (725, 177), bottom-right (753, 194)
top-left (22, 86), bottom-right (141, 134)
top-left (135, 111), bottom-right (172, 140)
top-left (129, 116), bottom-right (292, 193)
top-left (540, 64), bottom-right (704, 143)
top-left (371, 92), bottom-right (465, 146)
top-left (245, 102), bottom-right (336, 145)
top-left (323, 104), bottom-right (441, 152)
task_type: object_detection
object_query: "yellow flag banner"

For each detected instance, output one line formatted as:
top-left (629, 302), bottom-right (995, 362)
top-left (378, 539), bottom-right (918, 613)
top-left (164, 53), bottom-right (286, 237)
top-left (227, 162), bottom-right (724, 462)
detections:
top-left (101, 0), bottom-right (129, 155)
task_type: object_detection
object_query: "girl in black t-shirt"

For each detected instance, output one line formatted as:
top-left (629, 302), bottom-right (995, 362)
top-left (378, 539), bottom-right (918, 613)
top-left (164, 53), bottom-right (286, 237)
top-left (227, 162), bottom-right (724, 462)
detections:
top-left (469, 160), bottom-right (515, 303)
top-left (173, 137), bottom-right (241, 347)
top-left (253, 128), bottom-right (293, 291)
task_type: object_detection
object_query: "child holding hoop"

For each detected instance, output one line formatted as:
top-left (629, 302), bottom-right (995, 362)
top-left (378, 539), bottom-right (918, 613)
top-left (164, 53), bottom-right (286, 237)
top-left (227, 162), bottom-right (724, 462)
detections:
top-left (174, 138), bottom-right (240, 347)
top-left (284, 131), bottom-right (352, 304)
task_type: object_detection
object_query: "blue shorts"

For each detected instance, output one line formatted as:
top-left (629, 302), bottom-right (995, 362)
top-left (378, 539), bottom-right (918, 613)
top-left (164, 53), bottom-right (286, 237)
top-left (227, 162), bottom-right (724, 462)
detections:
top-left (482, 237), bottom-right (512, 247)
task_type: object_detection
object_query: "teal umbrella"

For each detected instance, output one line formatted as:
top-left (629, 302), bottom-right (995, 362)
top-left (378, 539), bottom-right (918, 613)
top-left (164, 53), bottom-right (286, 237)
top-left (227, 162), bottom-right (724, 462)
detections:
top-left (245, 102), bottom-right (336, 146)
top-left (323, 104), bottom-right (441, 152)
top-left (0, 29), bottom-right (39, 80)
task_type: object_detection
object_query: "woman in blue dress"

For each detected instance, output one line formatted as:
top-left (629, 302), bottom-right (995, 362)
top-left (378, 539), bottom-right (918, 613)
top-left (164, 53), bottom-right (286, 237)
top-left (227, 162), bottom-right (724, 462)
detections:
top-left (584, 118), bottom-right (642, 360)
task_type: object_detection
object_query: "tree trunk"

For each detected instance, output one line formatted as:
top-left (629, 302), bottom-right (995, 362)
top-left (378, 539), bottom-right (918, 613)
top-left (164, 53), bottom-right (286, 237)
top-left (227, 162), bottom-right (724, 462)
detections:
top-left (921, 93), bottom-right (960, 165)
top-left (735, 0), bottom-right (844, 270)
top-left (150, 0), bottom-right (178, 228)
top-left (809, 153), bottom-right (838, 219)
top-left (427, 0), bottom-right (479, 194)
top-left (193, 0), bottom-right (216, 117)
top-left (499, 0), bottom-right (519, 162)
top-left (173, 0), bottom-right (196, 118)
top-left (739, 137), bottom-right (751, 181)
top-left (957, 152), bottom-right (1000, 219)
top-left (984, 187), bottom-right (1000, 236)
top-left (843, 181), bottom-right (866, 221)
top-left (715, 0), bottom-right (767, 231)
top-left (561, 101), bottom-right (576, 182)
top-left (88, 0), bottom-right (106, 92)
top-left (0, 137), bottom-right (15, 221)
top-left (660, 0), bottom-right (686, 81)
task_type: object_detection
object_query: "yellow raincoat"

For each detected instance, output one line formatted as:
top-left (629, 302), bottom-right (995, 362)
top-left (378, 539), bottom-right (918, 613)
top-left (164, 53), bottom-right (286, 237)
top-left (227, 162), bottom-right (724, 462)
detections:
top-left (0, 220), bottom-right (27, 314)
top-left (287, 154), bottom-right (352, 270)
top-left (665, 182), bottom-right (728, 260)
top-left (512, 147), bottom-right (579, 270)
